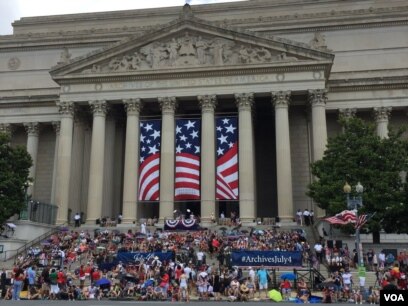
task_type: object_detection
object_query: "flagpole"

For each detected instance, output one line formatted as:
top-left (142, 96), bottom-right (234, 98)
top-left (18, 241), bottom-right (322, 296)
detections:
top-left (343, 182), bottom-right (364, 267)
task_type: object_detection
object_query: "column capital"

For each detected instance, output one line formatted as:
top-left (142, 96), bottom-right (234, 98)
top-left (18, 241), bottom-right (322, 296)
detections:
top-left (235, 93), bottom-right (254, 111)
top-left (339, 108), bottom-right (357, 120)
top-left (57, 101), bottom-right (75, 117)
top-left (373, 106), bottom-right (392, 122)
top-left (198, 95), bottom-right (217, 113)
top-left (272, 91), bottom-right (291, 108)
top-left (89, 100), bottom-right (108, 117)
top-left (308, 89), bottom-right (328, 106)
top-left (52, 121), bottom-right (61, 135)
top-left (24, 122), bottom-right (40, 137)
top-left (0, 123), bottom-right (13, 135)
top-left (124, 98), bottom-right (143, 115)
top-left (159, 97), bottom-right (178, 114)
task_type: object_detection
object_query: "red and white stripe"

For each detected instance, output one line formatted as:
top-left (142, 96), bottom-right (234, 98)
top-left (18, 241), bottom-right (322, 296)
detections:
top-left (138, 154), bottom-right (160, 201)
top-left (175, 153), bottom-right (200, 200)
top-left (216, 146), bottom-right (238, 200)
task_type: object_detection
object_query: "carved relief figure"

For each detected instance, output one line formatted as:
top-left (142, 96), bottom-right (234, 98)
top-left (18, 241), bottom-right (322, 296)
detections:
top-left (59, 47), bottom-right (71, 64)
top-left (95, 32), bottom-right (284, 73)
top-left (178, 32), bottom-right (196, 57)
top-left (195, 36), bottom-right (208, 65)
top-left (309, 32), bottom-right (330, 51)
top-left (167, 38), bottom-right (180, 63)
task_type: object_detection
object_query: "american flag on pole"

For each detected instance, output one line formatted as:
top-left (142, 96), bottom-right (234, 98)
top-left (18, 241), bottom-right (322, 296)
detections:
top-left (216, 117), bottom-right (239, 200)
top-left (138, 120), bottom-right (161, 201)
top-left (355, 214), bottom-right (368, 229)
top-left (174, 119), bottom-right (201, 200)
top-left (324, 210), bottom-right (357, 225)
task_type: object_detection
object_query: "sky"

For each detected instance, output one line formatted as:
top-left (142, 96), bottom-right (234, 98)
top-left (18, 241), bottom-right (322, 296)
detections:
top-left (0, 0), bottom-right (246, 35)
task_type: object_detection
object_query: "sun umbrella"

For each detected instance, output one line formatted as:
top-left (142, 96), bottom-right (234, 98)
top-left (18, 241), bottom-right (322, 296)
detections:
top-left (219, 227), bottom-right (227, 231)
top-left (95, 278), bottom-right (111, 286)
top-left (268, 289), bottom-right (283, 302)
top-left (280, 272), bottom-right (296, 280)
top-left (240, 229), bottom-right (249, 234)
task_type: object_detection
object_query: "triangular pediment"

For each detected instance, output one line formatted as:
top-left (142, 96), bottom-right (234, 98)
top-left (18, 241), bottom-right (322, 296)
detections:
top-left (50, 5), bottom-right (333, 80)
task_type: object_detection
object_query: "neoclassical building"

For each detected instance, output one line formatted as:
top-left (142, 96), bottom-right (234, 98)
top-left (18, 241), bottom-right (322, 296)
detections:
top-left (0, 0), bottom-right (407, 225)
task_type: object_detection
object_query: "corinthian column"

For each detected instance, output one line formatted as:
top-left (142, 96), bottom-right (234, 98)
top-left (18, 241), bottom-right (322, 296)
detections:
top-left (308, 89), bottom-right (328, 218)
top-left (309, 89), bottom-right (328, 161)
top-left (198, 95), bottom-right (217, 224)
top-left (272, 91), bottom-right (293, 222)
top-left (50, 121), bottom-right (60, 204)
top-left (0, 123), bottom-right (12, 135)
top-left (86, 100), bottom-right (108, 224)
top-left (374, 107), bottom-right (392, 139)
top-left (159, 97), bottom-right (177, 221)
top-left (55, 102), bottom-right (75, 224)
top-left (122, 99), bottom-right (143, 224)
top-left (235, 93), bottom-right (256, 223)
top-left (24, 122), bottom-right (40, 196)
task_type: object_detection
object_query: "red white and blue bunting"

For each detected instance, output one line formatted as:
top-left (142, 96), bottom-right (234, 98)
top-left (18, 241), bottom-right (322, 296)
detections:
top-left (164, 219), bottom-right (199, 231)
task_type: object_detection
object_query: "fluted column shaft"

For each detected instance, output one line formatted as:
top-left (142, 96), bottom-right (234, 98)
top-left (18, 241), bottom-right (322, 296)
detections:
top-left (159, 97), bottom-right (177, 221)
top-left (374, 107), bottom-right (391, 139)
top-left (199, 95), bottom-right (217, 224)
top-left (272, 91), bottom-right (293, 222)
top-left (24, 122), bottom-right (39, 196)
top-left (50, 122), bottom-right (60, 204)
top-left (86, 100), bottom-right (108, 224)
top-left (309, 89), bottom-right (328, 161)
top-left (309, 89), bottom-right (328, 218)
top-left (235, 93), bottom-right (256, 222)
top-left (122, 99), bottom-right (142, 224)
top-left (55, 102), bottom-right (74, 224)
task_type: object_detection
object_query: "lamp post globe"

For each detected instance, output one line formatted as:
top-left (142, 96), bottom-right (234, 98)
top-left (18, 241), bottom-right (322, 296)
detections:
top-left (343, 182), bottom-right (351, 194)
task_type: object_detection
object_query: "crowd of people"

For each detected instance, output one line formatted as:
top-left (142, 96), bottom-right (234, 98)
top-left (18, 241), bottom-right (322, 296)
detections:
top-left (2, 216), bottom-right (407, 303)
top-left (0, 223), bottom-right (314, 301)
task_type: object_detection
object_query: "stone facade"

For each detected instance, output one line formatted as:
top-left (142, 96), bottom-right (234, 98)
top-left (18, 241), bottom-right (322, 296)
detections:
top-left (0, 1), bottom-right (407, 224)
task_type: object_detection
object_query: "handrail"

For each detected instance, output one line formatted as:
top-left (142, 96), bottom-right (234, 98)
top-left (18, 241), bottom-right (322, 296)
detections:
top-left (12, 226), bottom-right (61, 264)
top-left (294, 268), bottom-right (326, 290)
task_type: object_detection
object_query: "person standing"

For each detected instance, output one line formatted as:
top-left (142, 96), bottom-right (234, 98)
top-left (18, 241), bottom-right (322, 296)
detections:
top-left (314, 242), bottom-right (324, 263)
top-left (74, 213), bottom-right (81, 227)
top-left (12, 266), bottom-right (25, 300)
top-left (310, 210), bottom-right (315, 225)
top-left (296, 209), bottom-right (303, 225)
top-left (257, 265), bottom-right (268, 299)
top-left (140, 222), bottom-right (147, 235)
top-left (303, 209), bottom-right (310, 226)
top-left (1, 268), bottom-right (7, 299)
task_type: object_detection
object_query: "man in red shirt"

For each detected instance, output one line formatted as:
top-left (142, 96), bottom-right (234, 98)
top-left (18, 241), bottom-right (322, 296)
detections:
top-left (92, 267), bottom-right (101, 284)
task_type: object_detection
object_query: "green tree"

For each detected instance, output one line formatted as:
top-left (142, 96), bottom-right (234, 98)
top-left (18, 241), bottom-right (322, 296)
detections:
top-left (0, 132), bottom-right (32, 225)
top-left (307, 118), bottom-right (408, 236)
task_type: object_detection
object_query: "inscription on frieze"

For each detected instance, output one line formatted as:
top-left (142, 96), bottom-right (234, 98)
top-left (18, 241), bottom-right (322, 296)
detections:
top-left (82, 31), bottom-right (298, 73)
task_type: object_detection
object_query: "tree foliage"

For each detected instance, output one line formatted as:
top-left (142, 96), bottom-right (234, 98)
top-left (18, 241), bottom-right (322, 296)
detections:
top-left (307, 118), bottom-right (408, 233)
top-left (0, 132), bottom-right (32, 225)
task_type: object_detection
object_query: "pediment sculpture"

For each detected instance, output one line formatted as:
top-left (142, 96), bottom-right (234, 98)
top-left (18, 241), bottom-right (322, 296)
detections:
top-left (82, 32), bottom-right (298, 73)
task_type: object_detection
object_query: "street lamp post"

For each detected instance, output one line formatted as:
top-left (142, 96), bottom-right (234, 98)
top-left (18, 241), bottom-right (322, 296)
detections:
top-left (343, 181), bottom-right (364, 267)
top-left (20, 181), bottom-right (33, 220)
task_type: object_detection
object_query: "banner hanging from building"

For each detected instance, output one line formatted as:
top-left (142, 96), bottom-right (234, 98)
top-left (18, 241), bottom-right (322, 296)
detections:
top-left (216, 116), bottom-right (239, 200)
top-left (116, 251), bottom-right (174, 264)
top-left (174, 119), bottom-right (201, 200)
top-left (138, 120), bottom-right (161, 201)
top-left (231, 251), bottom-right (303, 267)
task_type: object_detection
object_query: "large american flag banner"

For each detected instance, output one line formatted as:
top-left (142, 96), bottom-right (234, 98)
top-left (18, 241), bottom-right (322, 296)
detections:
top-left (216, 117), bottom-right (239, 200)
top-left (175, 119), bottom-right (201, 200)
top-left (138, 120), bottom-right (161, 201)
